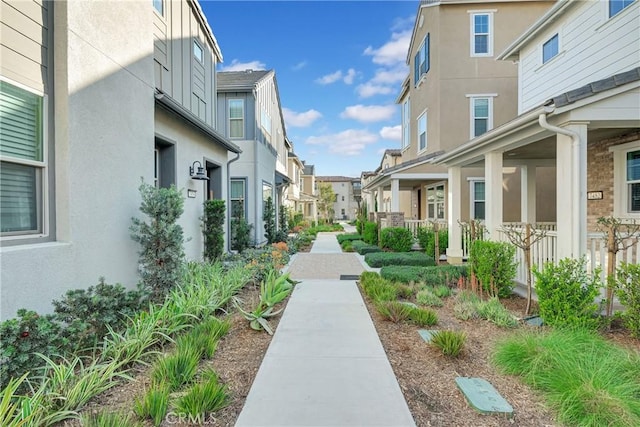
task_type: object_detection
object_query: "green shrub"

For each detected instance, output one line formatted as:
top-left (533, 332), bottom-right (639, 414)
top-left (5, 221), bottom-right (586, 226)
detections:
top-left (416, 289), bottom-right (443, 307)
top-left (231, 203), bottom-right (253, 252)
top-left (393, 283), bottom-right (415, 299)
top-left (469, 240), bottom-right (517, 298)
top-left (534, 257), bottom-right (602, 329)
top-left (417, 228), bottom-right (449, 258)
top-left (151, 347), bottom-right (200, 391)
top-left (341, 241), bottom-right (354, 252)
top-left (380, 227), bottom-right (413, 252)
top-left (336, 233), bottom-right (363, 244)
top-left (359, 271), bottom-right (382, 284)
top-left (130, 182), bottom-right (186, 302)
top-left (202, 199), bottom-right (226, 262)
top-left (431, 330), bottom-right (466, 357)
top-left (351, 240), bottom-right (382, 255)
top-left (476, 298), bottom-right (519, 328)
top-left (175, 370), bottom-right (229, 417)
top-left (263, 196), bottom-right (277, 244)
top-left (408, 306), bottom-right (438, 326)
top-left (433, 284), bottom-right (453, 298)
top-left (493, 329), bottom-right (640, 427)
top-left (380, 265), bottom-right (467, 284)
top-left (615, 262), bottom-right (640, 337)
top-left (364, 252), bottom-right (435, 268)
top-left (363, 221), bottom-right (378, 245)
top-left (134, 386), bottom-right (169, 427)
top-left (81, 411), bottom-right (142, 427)
top-left (361, 280), bottom-right (398, 302)
top-left (375, 301), bottom-right (412, 323)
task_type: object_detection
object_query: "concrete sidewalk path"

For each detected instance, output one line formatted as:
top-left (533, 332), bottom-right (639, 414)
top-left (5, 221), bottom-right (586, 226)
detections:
top-left (235, 233), bottom-right (416, 427)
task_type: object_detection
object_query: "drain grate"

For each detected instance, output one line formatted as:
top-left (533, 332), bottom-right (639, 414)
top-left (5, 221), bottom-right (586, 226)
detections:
top-left (339, 274), bottom-right (360, 280)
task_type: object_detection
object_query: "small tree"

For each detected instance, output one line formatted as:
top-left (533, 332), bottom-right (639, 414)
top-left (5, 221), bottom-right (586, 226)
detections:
top-left (231, 203), bottom-right (252, 252)
top-left (469, 240), bottom-right (517, 299)
top-left (263, 196), bottom-right (277, 244)
top-left (279, 205), bottom-right (289, 232)
top-left (202, 199), bottom-right (225, 262)
top-left (130, 182), bottom-right (185, 302)
top-left (317, 183), bottom-right (336, 223)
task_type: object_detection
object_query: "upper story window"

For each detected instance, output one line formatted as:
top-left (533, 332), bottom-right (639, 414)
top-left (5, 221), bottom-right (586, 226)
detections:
top-left (471, 13), bottom-right (493, 57)
top-left (542, 34), bottom-right (559, 64)
top-left (153, 0), bottom-right (163, 15)
top-left (418, 112), bottom-right (427, 152)
top-left (414, 34), bottom-right (430, 86)
top-left (228, 99), bottom-right (244, 138)
top-left (402, 99), bottom-right (410, 149)
top-left (609, 0), bottom-right (635, 18)
top-left (468, 96), bottom-right (494, 138)
top-left (193, 40), bottom-right (204, 63)
top-left (0, 80), bottom-right (45, 236)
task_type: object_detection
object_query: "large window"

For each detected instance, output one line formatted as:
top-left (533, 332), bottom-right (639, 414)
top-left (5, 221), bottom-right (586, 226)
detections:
top-left (627, 150), bottom-right (640, 213)
top-left (427, 184), bottom-right (445, 220)
top-left (230, 179), bottom-right (246, 218)
top-left (228, 99), bottom-right (244, 138)
top-left (402, 99), bottom-right (410, 150)
top-left (611, 142), bottom-right (640, 218)
top-left (610, 0), bottom-right (635, 18)
top-left (418, 112), bottom-right (427, 152)
top-left (471, 181), bottom-right (486, 220)
top-left (469, 96), bottom-right (493, 138)
top-left (0, 80), bottom-right (45, 235)
top-left (542, 34), bottom-right (559, 64)
top-left (471, 13), bottom-right (492, 56)
top-left (414, 34), bottom-right (430, 86)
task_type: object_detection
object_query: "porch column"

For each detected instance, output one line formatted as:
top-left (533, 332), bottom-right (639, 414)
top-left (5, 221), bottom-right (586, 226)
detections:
top-left (521, 163), bottom-right (536, 223)
top-left (390, 179), bottom-right (400, 212)
top-left (366, 191), bottom-right (375, 214)
top-left (446, 166), bottom-right (463, 264)
top-left (377, 186), bottom-right (384, 213)
top-left (556, 123), bottom-right (588, 259)
top-left (485, 151), bottom-right (503, 239)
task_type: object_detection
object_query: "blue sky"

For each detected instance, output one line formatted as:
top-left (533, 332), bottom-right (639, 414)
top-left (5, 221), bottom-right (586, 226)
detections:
top-left (201, 0), bottom-right (419, 177)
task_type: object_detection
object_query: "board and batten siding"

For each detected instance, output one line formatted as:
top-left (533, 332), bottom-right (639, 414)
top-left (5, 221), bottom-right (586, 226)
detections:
top-left (153, 0), bottom-right (217, 126)
top-left (0, 0), bottom-right (50, 92)
top-left (518, 1), bottom-right (640, 113)
top-left (255, 74), bottom-right (287, 173)
top-left (217, 91), bottom-right (256, 141)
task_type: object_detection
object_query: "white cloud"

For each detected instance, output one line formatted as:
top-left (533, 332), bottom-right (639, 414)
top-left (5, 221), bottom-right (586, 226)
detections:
top-left (341, 104), bottom-right (397, 123)
top-left (391, 16), bottom-right (415, 32)
top-left (356, 82), bottom-right (395, 98)
top-left (306, 129), bottom-right (379, 156)
top-left (283, 108), bottom-right (322, 128)
top-left (315, 70), bottom-right (343, 85)
top-left (219, 59), bottom-right (266, 71)
top-left (292, 61), bottom-right (307, 71)
top-left (371, 66), bottom-right (407, 85)
top-left (380, 125), bottom-right (402, 141)
top-left (343, 68), bottom-right (357, 85)
top-left (363, 30), bottom-right (412, 66)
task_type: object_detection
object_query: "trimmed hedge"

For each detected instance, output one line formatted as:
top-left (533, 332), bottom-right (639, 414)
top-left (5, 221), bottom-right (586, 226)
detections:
top-left (336, 233), bottom-right (364, 244)
top-left (380, 265), bottom-right (467, 285)
top-left (363, 221), bottom-right (378, 245)
top-left (380, 227), bottom-right (413, 252)
top-left (351, 240), bottom-right (382, 255)
top-left (364, 252), bottom-right (435, 268)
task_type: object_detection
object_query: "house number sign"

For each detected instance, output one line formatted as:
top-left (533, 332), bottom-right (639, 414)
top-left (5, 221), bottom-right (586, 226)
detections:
top-left (587, 191), bottom-right (603, 200)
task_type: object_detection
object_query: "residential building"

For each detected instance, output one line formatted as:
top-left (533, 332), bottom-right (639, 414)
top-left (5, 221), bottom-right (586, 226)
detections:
top-left (300, 161), bottom-right (318, 222)
top-left (0, 0), bottom-right (240, 319)
top-left (362, 0), bottom-right (554, 226)
top-left (316, 176), bottom-right (361, 221)
top-left (284, 138), bottom-right (304, 216)
top-left (436, 0), bottom-right (640, 276)
top-left (217, 69), bottom-right (289, 246)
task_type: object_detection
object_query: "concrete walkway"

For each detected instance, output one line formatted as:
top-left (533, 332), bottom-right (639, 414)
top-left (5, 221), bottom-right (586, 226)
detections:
top-left (235, 231), bottom-right (415, 427)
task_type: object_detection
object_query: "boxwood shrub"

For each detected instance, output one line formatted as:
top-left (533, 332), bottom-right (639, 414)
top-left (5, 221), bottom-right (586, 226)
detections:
top-left (336, 233), bottom-right (364, 244)
top-left (380, 227), bottom-right (413, 252)
top-left (416, 228), bottom-right (449, 258)
top-left (363, 221), bottom-right (378, 245)
top-left (364, 252), bottom-right (435, 268)
top-left (380, 265), bottom-right (467, 285)
top-left (351, 240), bottom-right (382, 255)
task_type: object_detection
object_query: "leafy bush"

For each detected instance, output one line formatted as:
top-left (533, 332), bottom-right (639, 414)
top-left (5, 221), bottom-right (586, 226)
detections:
top-left (393, 283), bottom-right (415, 299)
top-left (341, 240), bottom-right (354, 252)
top-left (433, 284), bottom-right (453, 298)
top-left (336, 233), bottom-right (363, 244)
top-left (151, 347), bottom-right (200, 391)
top-left (408, 306), bottom-right (438, 326)
top-left (364, 252), bottom-right (435, 268)
top-left (363, 221), bottom-right (378, 245)
top-left (305, 223), bottom-right (344, 236)
top-left (416, 289), bottom-right (443, 307)
top-left (202, 199), bottom-right (226, 262)
top-left (380, 265), bottom-right (467, 284)
top-left (380, 227), bottom-right (413, 252)
top-left (351, 240), bottom-right (382, 255)
top-left (417, 228), bottom-right (449, 258)
top-left (175, 370), bottom-right (229, 417)
top-left (534, 257), bottom-right (602, 329)
top-left (453, 292), bottom-right (518, 327)
top-left (469, 240), bottom-right (517, 298)
top-left (130, 182), bottom-right (186, 302)
top-left (263, 196), bottom-right (277, 244)
top-left (431, 330), bottom-right (466, 357)
top-left (52, 278), bottom-right (144, 351)
top-left (615, 263), bottom-right (640, 337)
top-left (134, 386), bottom-right (169, 427)
top-left (361, 280), bottom-right (398, 302)
top-left (375, 301), bottom-right (412, 323)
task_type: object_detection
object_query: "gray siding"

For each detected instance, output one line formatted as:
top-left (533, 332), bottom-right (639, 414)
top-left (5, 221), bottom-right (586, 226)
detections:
top-left (217, 91), bottom-right (256, 141)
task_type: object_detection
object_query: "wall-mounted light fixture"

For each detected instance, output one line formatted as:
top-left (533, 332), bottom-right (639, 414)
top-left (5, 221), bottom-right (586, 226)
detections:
top-left (189, 161), bottom-right (209, 180)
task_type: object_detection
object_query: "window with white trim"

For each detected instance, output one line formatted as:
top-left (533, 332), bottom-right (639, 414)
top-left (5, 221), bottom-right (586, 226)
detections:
top-left (193, 40), bottom-right (203, 63)
top-left (402, 99), bottom-right (410, 149)
top-left (0, 80), bottom-right (45, 235)
top-left (610, 142), bottom-right (640, 218)
top-left (427, 184), bottom-right (445, 220)
top-left (470, 97), bottom-right (492, 138)
top-left (470, 180), bottom-right (486, 220)
top-left (609, 0), bottom-right (635, 18)
top-left (228, 99), bottom-right (244, 138)
top-left (418, 112), bottom-right (427, 152)
top-left (261, 108), bottom-right (271, 135)
top-left (626, 150), bottom-right (640, 213)
top-left (414, 34), bottom-right (430, 86)
top-left (230, 178), bottom-right (246, 219)
top-left (542, 34), bottom-right (559, 64)
top-left (262, 182), bottom-right (273, 213)
top-left (152, 0), bottom-right (163, 15)
top-left (471, 13), bottom-right (492, 56)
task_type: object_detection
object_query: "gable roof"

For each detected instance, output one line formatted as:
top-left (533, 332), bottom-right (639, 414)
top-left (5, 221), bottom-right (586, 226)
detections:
top-left (551, 67), bottom-right (640, 108)
top-left (316, 176), bottom-right (359, 182)
top-left (217, 70), bottom-right (272, 91)
top-left (190, 0), bottom-right (223, 61)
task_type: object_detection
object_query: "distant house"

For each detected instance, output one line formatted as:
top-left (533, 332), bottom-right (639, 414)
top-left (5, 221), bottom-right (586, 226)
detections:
top-left (0, 0), bottom-right (240, 319)
top-left (315, 176), bottom-right (361, 221)
top-left (300, 161), bottom-right (318, 222)
top-left (284, 139), bottom-right (305, 218)
top-left (435, 0), bottom-right (640, 275)
top-left (217, 69), bottom-right (289, 246)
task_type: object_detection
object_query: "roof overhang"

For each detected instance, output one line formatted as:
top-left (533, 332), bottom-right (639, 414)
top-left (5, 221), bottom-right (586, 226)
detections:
top-left (275, 170), bottom-right (292, 187)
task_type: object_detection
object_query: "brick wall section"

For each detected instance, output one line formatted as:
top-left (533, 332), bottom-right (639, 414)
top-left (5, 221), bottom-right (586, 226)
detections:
top-left (587, 130), bottom-right (640, 231)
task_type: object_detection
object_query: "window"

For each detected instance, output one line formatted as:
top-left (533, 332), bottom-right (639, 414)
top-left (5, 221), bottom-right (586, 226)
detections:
top-left (0, 80), bottom-right (45, 235)
top-left (471, 13), bottom-right (492, 56)
top-left (542, 34), bottom-right (559, 64)
top-left (402, 99), bottom-right (410, 149)
top-left (193, 40), bottom-right (203, 63)
top-left (471, 181), bottom-right (486, 220)
top-left (262, 182), bottom-right (272, 212)
top-left (341, 196), bottom-right (345, 201)
top-left (427, 184), bottom-right (445, 220)
top-left (228, 99), bottom-right (244, 138)
top-left (152, 0), bottom-right (163, 15)
top-left (154, 139), bottom-right (175, 189)
top-left (610, 142), bottom-right (640, 218)
top-left (418, 112), bottom-right (427, 152)
top-left (261, 108), bottom-right (271, 135)
top-left (230, 179), bottom-right (246, 218)
top-left (627, 150), bottom-right (640, 213)
top-left (610, 0), bottom-right (635, 18)
top-left (469, 97), bottom-right (493, 138)
top-left (413, 34), bottom-right (430, 86)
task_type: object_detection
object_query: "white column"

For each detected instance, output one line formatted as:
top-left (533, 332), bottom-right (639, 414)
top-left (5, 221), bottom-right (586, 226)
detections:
top-left (377, 186), bottom-right (384, 212)
top-left (390, 179), bottom-right (400, 212)
top-left (485, 151), bottom-right (503, 239)
top-left (446, 166), bottom-right (463, 263)
top-left (521, 163), bottom-right (536, 223)
top-left (366, 191), bottom-right (375, 216)
top-left (556, 123), bottom-right (588, 260)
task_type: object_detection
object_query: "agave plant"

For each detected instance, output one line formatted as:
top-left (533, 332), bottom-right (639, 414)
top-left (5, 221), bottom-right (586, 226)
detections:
top-left (234, 299), bottom-right (283, 335)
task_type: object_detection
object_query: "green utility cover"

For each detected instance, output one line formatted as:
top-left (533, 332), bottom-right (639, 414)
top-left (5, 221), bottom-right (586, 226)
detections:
top-left (455, 377), bottom-right (513, 416)
top-left (417, 329), bottom-right (438, 343)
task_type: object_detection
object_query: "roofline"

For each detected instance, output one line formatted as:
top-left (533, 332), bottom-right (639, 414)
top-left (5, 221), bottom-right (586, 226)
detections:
top-left (154, 90), bottom-right (241, 154)
top-left (216, 70), bottom-right (274, 91)
top-left (395, 75), bottom-right (411, 104)
top-left (188, 0), bottom-right (223, 62)
top-left (497, 0), bottom-right (573, 61)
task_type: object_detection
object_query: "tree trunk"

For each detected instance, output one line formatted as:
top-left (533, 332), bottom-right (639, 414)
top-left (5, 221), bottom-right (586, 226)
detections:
top-left (434, 222), bottom-right (440, 266)
top-left (606, 227), bottom-right (616, 317)
top-left (525, 224), bottom-right (532, 316)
